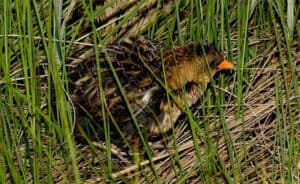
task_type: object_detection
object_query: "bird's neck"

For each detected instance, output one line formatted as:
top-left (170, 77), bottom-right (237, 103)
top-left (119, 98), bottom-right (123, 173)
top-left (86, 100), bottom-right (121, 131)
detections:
top-left (165, 57), bottom-right (211, 90)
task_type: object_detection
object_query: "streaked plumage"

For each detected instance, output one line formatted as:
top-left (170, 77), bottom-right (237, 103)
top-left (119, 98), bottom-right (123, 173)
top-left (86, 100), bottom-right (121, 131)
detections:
top-left (67, 36), bottom-right (234, 142)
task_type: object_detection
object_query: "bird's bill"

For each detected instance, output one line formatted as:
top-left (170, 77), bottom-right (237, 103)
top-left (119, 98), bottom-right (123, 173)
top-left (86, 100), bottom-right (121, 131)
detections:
top-left (218, 59), bottom-right (235, 70)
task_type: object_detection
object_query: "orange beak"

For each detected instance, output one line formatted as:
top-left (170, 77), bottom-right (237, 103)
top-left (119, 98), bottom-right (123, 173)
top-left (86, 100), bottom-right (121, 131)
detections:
top-left (217, 59), bottom-right (235, 70)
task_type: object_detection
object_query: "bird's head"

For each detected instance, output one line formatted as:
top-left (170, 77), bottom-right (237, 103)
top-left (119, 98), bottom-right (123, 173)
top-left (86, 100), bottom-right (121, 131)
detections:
top-left (201, 45), bottom-right (235, 74)
top-left (164, 43), bottom-right (235, 90)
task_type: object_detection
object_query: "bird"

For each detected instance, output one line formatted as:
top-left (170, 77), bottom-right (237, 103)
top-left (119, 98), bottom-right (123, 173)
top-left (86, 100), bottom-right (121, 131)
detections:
top-left (66, 36), bottom-right (234, 147)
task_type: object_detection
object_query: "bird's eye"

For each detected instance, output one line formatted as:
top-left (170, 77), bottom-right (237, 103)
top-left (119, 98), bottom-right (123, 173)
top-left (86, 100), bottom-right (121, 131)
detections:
top-left (210, 60), bottom-right (219, 68)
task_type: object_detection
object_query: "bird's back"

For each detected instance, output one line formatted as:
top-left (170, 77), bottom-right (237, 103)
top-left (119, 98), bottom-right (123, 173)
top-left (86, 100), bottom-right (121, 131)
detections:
top-left (67, 36), bottom-right (164, 128)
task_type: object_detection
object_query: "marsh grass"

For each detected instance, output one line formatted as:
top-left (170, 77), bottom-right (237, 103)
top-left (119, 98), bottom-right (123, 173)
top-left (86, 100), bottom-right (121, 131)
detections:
top-left (0, 0), bottom-right (299, 183)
